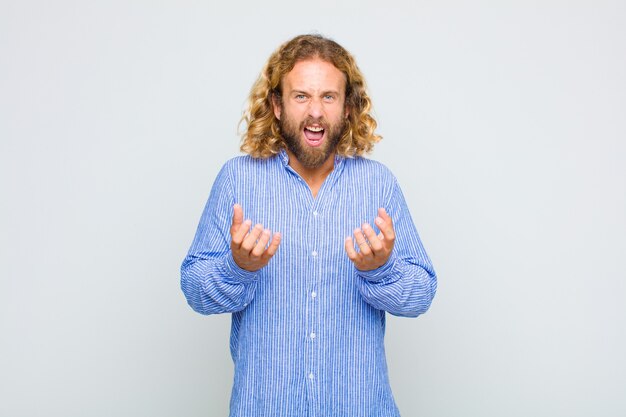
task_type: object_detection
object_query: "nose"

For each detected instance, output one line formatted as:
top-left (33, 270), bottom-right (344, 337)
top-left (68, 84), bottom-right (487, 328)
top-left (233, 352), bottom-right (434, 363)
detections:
top-left (307, 98), bottom-right (323, 119)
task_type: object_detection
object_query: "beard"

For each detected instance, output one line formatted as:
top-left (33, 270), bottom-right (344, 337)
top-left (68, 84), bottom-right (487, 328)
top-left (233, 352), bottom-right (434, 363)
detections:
top-left (279, 114), bottom-right (346, 169)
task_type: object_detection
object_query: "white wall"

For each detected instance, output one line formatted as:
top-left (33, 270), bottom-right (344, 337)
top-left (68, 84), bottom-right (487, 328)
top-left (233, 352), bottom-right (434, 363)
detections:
top-left (1, 1), bottom-right (624, 416)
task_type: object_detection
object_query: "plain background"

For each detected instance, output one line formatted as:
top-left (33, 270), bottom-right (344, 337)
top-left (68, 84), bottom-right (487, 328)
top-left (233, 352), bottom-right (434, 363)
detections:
top-left (1, 1), bottom-right (625, 416)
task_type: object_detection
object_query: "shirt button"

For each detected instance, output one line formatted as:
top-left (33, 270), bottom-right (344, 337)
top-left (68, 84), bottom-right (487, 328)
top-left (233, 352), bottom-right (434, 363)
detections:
top-left (313, 210), bottom-right (319, 216)
top-left (310, 332), bottom-right (316, 339)
top-left (308, 373), bottom-right (314, 380)
top-left (311, 250), bottom-right (318, 257)
top-left (311, 291), bottom-right (317, 299)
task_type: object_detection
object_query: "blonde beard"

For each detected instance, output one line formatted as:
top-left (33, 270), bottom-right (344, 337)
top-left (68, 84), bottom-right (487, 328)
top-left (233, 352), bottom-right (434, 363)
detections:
top-left (279, 115), bottom-right (346, 169)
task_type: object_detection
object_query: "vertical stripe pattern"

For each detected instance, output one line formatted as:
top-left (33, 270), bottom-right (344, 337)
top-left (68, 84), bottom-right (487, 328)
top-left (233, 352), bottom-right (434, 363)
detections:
top-left (181, 150), bottom-right (437, 417)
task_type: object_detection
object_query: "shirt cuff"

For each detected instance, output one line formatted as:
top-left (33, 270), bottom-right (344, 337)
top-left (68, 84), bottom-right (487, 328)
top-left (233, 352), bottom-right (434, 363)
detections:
top-left (356, 253), bottom-right (398, 283)
top-left (223, 253), bottom-right (259, 284)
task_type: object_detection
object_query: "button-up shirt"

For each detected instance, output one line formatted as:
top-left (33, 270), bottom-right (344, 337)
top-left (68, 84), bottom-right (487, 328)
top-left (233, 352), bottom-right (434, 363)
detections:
top-left (181, 150), bottom-right (437, 417)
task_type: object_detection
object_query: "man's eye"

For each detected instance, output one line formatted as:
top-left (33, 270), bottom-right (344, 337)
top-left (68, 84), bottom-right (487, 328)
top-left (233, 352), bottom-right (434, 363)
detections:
top-left (324, 95), bottom-right (335, 101)
top-left (295, 95), bottom-right (307, 101)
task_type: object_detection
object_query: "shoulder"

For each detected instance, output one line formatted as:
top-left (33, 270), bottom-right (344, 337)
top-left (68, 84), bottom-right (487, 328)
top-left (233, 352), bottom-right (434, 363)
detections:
top-left (223, 154), bottom-right (260, 168)
top-left (221, 154), bottom-right (279, 174)
top-left (343, 156), bottom-right (397, 181)
top-left (216, 155), bottom-right (282, 189)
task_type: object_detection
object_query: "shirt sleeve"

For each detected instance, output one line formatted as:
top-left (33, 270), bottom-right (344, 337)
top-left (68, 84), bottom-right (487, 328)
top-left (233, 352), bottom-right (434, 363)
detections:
top-left (180, 162), bottom-right (259, 315)
top-left (355, 178), bottom-right (437, 317)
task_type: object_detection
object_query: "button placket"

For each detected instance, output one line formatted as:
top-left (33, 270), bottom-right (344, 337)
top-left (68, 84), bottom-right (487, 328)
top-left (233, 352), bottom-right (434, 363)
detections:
top-left (307, 205), bottom-right (321, 394)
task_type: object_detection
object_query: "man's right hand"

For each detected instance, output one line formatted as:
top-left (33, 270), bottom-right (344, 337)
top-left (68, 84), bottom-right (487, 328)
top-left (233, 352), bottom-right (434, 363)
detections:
top-left (230, 204), bottom-right (282, 272)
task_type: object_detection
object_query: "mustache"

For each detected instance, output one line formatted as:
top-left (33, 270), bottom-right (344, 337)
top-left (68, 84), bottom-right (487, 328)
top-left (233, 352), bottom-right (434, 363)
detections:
top-left (299, 117), bottom-right (328, 129)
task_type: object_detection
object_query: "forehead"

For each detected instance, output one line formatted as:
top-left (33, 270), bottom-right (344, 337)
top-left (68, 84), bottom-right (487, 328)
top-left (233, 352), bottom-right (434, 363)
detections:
top-left (282, 58), bottom-right (346, 93)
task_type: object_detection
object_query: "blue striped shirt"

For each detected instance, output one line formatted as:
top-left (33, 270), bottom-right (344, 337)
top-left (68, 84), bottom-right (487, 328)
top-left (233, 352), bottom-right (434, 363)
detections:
top-left (181, 149), bottom-right (437, 417)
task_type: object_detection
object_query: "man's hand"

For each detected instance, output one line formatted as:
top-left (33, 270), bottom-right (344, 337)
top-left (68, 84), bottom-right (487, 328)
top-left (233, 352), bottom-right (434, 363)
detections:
top-left (230, 204), bottom-right (281, 272)
top-left (344, 208), bottom-right (395, 271)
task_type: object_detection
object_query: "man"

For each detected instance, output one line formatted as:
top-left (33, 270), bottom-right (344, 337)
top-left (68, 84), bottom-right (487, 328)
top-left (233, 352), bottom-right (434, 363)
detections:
top-left (181, 34), bottom-right (436, 417)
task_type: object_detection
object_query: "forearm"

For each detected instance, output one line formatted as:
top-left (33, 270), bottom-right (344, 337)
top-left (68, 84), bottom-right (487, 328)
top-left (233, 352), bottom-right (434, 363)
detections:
top-left (356, 254), bottom-right (437, 317)
top-left (181, 252), bottom-right (258, 315)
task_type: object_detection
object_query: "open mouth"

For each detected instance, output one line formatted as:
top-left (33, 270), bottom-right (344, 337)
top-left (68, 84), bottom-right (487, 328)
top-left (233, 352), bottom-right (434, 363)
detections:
top-left (303, 125), bottom-right (325, 146)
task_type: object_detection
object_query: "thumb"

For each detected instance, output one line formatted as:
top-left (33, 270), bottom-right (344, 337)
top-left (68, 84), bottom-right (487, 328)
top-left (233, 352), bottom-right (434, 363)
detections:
top-left (231, 204), bottom-right (243, 232)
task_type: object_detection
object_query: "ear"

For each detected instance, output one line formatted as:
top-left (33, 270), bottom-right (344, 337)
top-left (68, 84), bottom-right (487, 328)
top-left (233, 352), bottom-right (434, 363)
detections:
top-left (344, 105), bottom-right (350, 118)
top-left (272, 92), bottom-right (281, 120)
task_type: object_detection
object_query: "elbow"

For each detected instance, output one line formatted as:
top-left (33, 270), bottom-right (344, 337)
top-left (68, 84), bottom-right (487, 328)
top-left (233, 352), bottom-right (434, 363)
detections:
top-left (180, 264), bottom-right (250, 315)
top-left (180, 265), bottom-right (229, 315)
top-left (390, 295), bottom-right (434, 318)
top-left (187, 300), bottom-right (213, 316)
top-left (180, 270), bottom-right (213, 315)
top-left (392, 271), bottom-right (437, 318)
top-left (390, 296), bottom-right (433, 318)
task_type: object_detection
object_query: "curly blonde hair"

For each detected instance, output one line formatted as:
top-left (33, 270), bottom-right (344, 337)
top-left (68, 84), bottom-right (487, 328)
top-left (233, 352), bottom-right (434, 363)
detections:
top-left (240, 34), bottom-right (381, 158)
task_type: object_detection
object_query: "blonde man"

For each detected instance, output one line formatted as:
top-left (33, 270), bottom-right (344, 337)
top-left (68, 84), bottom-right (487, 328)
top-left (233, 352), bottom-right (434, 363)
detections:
top-left (181, 34), bottom-right (436, 417)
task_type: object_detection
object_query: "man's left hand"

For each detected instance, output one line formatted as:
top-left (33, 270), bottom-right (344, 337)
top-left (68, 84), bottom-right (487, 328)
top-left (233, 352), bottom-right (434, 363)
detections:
top-left (344, 207), bottom-right (396, 271)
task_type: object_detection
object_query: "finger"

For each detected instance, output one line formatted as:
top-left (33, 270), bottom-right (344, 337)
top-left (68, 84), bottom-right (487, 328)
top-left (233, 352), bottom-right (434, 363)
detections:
top-left (344, 236), bottom-right (359, 261)
top-left (375, 207), bottom-right (395, 242)
top-left (362, 223), bottom-right (384, 252)
top-left (231, 204), bottom-right (244, 234)
top-left (232, 219), bottom-right (252, 246)
top-left (264, 232), bottom-right (282, 257)
top-left (378, 207), bottom-right (392, 222)
top-left (353, 228), bottom-right (372, 256)
top-left (241, 224), bottom-right (264, 252)
top-left (251, 229), bottom-right (271, 257)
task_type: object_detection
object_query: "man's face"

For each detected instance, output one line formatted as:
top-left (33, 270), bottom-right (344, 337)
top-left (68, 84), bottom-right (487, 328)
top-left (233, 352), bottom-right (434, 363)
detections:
top-left (273, 58), bottom-right (349, 170)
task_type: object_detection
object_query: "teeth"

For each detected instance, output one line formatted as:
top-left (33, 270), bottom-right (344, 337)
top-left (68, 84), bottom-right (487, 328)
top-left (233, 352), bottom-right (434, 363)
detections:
top-left (306, 126), bottom-right (324, 132)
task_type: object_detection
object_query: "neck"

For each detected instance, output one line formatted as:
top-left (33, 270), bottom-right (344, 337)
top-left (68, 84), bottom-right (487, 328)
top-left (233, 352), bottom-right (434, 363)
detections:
top-left (286, 151), bottom-right (336, 197)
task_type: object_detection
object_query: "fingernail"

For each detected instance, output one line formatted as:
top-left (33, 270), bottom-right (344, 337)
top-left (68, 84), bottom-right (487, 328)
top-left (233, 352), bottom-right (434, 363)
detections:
top-left (375, 217), bottom-right (383, 225)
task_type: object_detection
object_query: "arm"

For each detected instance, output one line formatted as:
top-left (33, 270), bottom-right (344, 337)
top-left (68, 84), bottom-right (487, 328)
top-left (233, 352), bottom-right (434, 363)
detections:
top-left (180, 164), bottom-right (280, 315)
top-left (345, 180), bottom-right (437, 317)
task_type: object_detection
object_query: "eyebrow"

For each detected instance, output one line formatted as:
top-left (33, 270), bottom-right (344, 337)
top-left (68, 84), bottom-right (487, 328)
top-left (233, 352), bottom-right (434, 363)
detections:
top-left (289, 89), bottom-right (341, 96)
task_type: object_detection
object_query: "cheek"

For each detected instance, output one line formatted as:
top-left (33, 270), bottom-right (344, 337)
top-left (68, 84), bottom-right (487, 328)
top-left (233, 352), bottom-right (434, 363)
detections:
top-left (281, 103), bottom-right (297, 118)
top-left (331, 107), bottom-right (347, 122)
